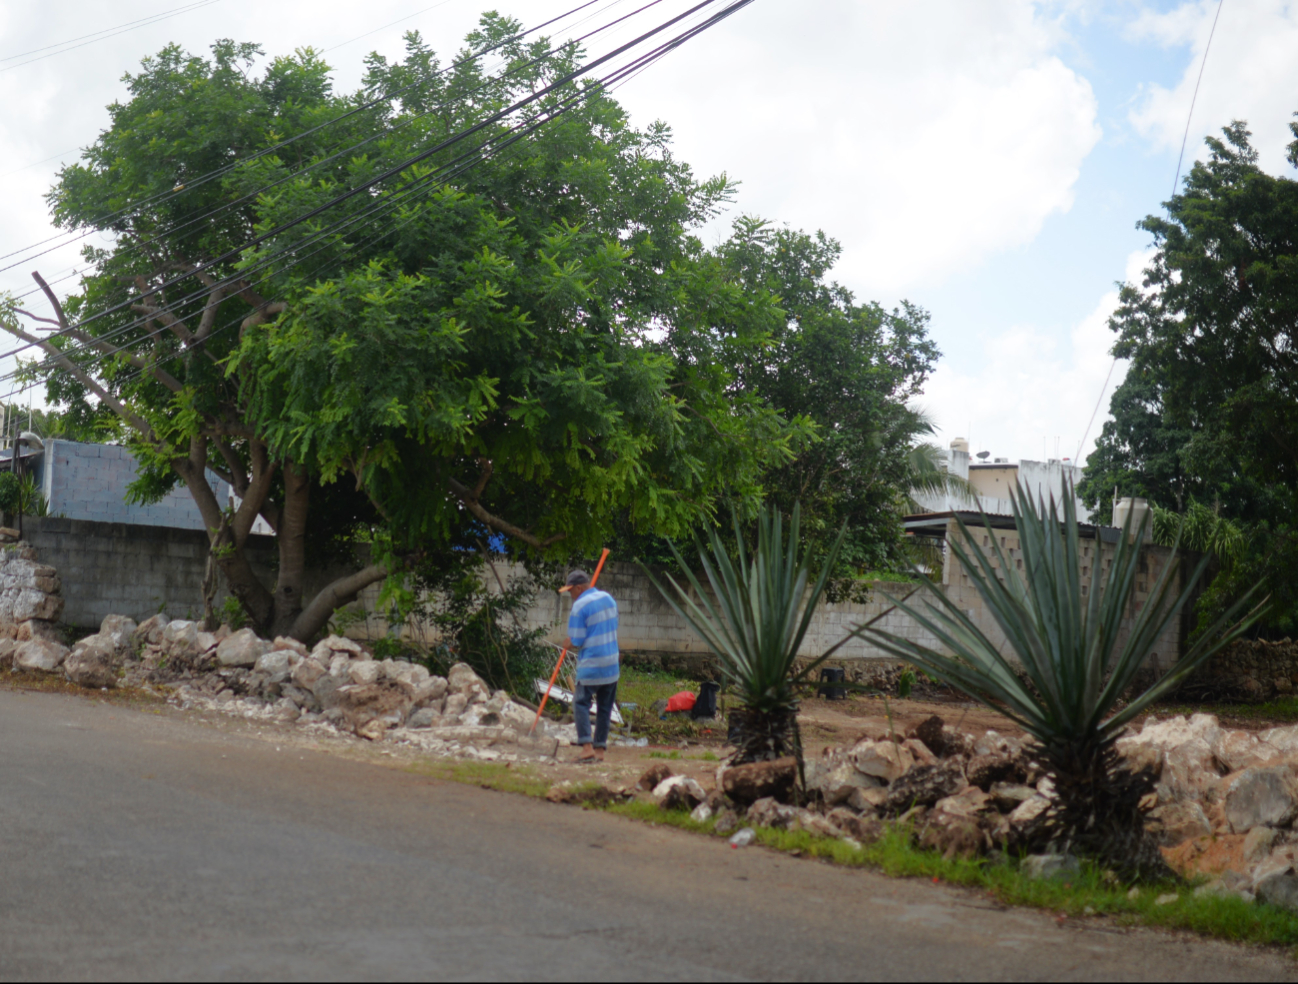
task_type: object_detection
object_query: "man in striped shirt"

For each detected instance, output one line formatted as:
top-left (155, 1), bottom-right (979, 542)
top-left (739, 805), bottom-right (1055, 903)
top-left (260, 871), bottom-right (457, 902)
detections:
top-left (560, 569), bottom-right (620, 763)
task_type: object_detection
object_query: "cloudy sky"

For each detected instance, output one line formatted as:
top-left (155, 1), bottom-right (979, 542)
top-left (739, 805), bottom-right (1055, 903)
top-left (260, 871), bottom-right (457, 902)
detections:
top-left (1, 0), bottom-right (1296, 466)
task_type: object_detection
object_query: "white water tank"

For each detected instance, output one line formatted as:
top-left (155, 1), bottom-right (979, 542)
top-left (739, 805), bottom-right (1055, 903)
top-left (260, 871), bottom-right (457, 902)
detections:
top-left (1112, 497), bottom-right (1152, 541)
top-left (950, 437), bottom-right (969, 454)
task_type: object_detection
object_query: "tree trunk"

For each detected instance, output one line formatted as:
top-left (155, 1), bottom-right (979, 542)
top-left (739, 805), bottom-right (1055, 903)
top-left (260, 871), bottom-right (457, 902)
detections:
top-left (172, 438), bottom-right (275, 633)
top-left (270, 463), bottom-right (310, 638)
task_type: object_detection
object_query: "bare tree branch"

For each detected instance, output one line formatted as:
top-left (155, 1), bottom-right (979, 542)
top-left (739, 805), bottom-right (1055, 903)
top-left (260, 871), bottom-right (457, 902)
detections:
top-left (0, 319), bottom-right (155, 440)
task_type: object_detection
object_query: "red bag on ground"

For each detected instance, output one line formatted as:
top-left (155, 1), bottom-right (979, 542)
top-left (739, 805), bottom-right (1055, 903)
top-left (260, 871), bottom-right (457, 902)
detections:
top-left (665, 691), bottom-right (697, 713)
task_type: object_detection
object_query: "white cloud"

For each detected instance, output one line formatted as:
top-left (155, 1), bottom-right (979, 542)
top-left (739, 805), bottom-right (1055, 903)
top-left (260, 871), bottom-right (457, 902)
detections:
top-left (1129, 0), bottom-right (1298, 175)
top-left (920, 249), bottom-right (1152, 467)
top-left (612, 0), bottom-right (1102, 292)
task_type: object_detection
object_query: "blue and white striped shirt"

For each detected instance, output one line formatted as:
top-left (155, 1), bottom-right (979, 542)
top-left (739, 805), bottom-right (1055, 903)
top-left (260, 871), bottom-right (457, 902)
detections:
top-left (568, 588), bottom-right (619, 686)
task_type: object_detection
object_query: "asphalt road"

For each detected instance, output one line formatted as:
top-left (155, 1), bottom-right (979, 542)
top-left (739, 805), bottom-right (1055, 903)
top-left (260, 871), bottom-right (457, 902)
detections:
top-left (0, 687), bottom-right (1292, 982)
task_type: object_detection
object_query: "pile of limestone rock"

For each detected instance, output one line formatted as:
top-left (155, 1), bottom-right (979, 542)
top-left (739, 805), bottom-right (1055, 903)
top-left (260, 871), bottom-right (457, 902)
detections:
top-left (3, 612), bottom-right (566, 761)
top-left (629, 715), bottom-right (1054, 859)
top-left (633, 711), bottom-right (1298, 912)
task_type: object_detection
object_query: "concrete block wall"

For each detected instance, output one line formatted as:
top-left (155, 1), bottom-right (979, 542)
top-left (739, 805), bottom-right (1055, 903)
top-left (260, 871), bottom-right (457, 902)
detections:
top-left (26, 513), bottom-right (1187, 671)
top-left (25, 517), bottom-right (278, 630)
top-left (42, 440), bottom-right (218, 529)
top-left (356, 559), bottom-right (942, 661)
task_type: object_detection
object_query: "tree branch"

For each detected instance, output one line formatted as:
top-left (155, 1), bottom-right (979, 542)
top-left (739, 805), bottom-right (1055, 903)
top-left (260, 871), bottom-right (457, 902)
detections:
top-left (0, 319), bottom-right (155, 440)
top-left (29, 271), bottom-right (182, 391)
top-left (447, 476), bottom-right (566, 549)
top-left (290, 564), bottom-right (389, 642)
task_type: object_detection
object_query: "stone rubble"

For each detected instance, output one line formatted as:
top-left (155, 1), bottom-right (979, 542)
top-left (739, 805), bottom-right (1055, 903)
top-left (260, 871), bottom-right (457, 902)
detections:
top-left (3, 610), bottom-right (573, 764)
top-left (19, 596), bottom-right (1298, 915)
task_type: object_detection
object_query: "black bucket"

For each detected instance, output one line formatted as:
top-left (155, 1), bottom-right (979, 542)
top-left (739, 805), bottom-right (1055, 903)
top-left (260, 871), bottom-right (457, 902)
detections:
top-left (817, 666), bottom-right (847, 700)
top-left (691, 680), bottom-right (721, 720)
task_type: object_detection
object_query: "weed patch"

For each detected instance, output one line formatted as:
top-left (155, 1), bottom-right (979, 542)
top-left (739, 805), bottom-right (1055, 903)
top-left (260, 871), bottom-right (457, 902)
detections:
top-left (603, 801), bottom-right (1298, 948)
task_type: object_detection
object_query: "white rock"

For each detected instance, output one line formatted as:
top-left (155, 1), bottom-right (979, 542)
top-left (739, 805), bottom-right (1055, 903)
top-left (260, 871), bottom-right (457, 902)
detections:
top-left (847, 786), bottom-right (888, 814)
top-left (381, 659), bottom-right (416, 686)
top-left (317, 634), bottom-right (364, 657)
top-left (160, 620), bottom-right (198, 656)
top-left (443, 692), bottom-right (468, 722)
top-left (409, 664), bottom-right (430, 686)
top-left (1252, 849), bottom-right (1298, 911)
top-left (1008, 795), bottom-right (1050, 826)
top-left (850, 740), bottom-right (914, 783)
top-left (414, 675), bottom-right (448, 706)
top-left (816, 762), bottom-right (882, 806)
top-left (407, 707), bottom-right (441, 729)
top-left (498, 700), bottom-right (536, 732)
top-left (63, 635), bottom-right (118, 689)
top-left (1257, 725), bottom-right (1298, 760)
top-left (747, 796), bottom-right (797, 828)
top-left (290, 658), bottom-right (327, 692)
top-left (100, 614), bottom-right (138, 639)
top-left (1022, 854), bottom-right (1078, 881)
top-left (1212, 729), bottom-right (1285, 773)
top-left (1243, 825), bottom-right (1279, 864)
top-left (350, 661), bottom-right (381, 686)
top-left (272, 636), bottom-right (310, 657)
top-left (215, 628), bottom-right (270, 668)
top-left (329, 654), bottom-right (352, 681)
top-left (902, 738), bottom-right (938, 768)
top-left (690, 803), bottom-right (714, 824)
top-left (1117, 714), bottom-right (1223, 803)
top-left (14, 637), bottom-right (68, 672)
top-left (651, 775), bottom-right (706, 809)
top-left (254, 650), bottom-right (293, 683)
top-left (447, 662), bottom-right (487, 694)
top-left (1149, 800), bottom-right (1212, 846)
top-left (1224, 766), bottom-right (1298, 833)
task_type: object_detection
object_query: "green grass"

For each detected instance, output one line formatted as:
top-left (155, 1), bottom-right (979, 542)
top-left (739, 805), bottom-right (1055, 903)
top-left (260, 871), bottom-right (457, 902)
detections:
top-left (405, 760), bottom-right (552, 798)
top-left (602, 801), bottom-right (1298, 949)
top-left (853, 570), bottom-right (920, 584)
top-left (616, 668), bottom-right (722, 744)
top-left (1159, 698), bottom-right (1298, 724)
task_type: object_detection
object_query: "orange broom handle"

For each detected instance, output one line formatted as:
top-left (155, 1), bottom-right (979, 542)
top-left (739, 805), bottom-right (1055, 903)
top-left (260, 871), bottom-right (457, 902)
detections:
top-left (530, 548), bottom-right (610, 735)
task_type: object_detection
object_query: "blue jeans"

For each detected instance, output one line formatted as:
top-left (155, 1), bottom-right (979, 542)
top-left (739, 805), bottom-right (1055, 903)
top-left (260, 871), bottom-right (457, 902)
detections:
top-left (574, 681), bottom-right (618, 749)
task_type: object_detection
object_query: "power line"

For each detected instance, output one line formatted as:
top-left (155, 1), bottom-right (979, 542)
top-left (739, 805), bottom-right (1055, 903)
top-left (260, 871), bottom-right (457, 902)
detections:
top-left (1076, 0), bottom-right (1227, 465)
top-left (5, 1), bottom-right (747, 388)
top-left (0, 1), bottom-right (223, 75)
top-left (4, 0), bottom-right (720, 361)
top-left (0, 0), bottom-right (612, 271)
top-left (322, 0), bottom-right (460, 53)
top-left (1172, 0), bottom-right (1226, 197)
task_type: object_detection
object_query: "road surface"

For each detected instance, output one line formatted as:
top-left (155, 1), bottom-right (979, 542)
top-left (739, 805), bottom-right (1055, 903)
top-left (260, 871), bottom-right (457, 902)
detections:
top-left (0, 687), bottom-right (1290, 981)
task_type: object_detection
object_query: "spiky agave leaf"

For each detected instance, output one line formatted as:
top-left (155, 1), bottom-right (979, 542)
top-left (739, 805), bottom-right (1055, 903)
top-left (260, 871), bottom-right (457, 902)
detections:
top-left (640, 503), bottom-right (847, 762)
top-left (848, 485), bottom-right (1264, 876)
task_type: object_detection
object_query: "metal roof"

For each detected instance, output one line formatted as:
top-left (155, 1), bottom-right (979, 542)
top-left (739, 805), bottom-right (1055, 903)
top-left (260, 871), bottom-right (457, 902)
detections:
top-left (902, 510), bottom-right (1122, 543)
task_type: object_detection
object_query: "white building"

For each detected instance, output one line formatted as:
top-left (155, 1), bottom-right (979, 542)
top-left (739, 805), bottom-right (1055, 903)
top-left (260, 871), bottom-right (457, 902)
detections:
top-left (909, 437), bottom-right (1093, 523)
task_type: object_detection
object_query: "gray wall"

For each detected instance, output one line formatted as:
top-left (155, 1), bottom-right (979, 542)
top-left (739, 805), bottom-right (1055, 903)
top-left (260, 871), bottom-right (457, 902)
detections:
top-left (26, 516), bottom-right (277, 630)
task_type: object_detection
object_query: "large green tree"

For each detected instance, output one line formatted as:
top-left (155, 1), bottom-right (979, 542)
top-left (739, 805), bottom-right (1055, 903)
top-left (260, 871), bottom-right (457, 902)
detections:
top-left (3, 20), bottom-right (802, 639)
top-left (716, 218), bottom-right (940, 580)
top-left (1080, 118), bottom-right (1298, 633)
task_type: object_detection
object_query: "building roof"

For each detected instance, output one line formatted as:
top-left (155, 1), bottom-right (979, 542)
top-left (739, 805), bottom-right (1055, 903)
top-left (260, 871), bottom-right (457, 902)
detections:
top-left (902, 510), bottom-right (1122, 543)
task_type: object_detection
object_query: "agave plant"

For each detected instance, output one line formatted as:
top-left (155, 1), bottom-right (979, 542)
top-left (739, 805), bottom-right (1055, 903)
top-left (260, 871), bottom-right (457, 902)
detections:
top-left (853, 486), bottom-right (1264, 878)
top-left (642, 503), bottom-right (846, 766)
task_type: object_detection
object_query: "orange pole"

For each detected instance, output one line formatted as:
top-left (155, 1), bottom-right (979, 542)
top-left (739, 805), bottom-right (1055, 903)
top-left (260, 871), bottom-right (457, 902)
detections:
top-left (530, 548), bottom-right (610, 735)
